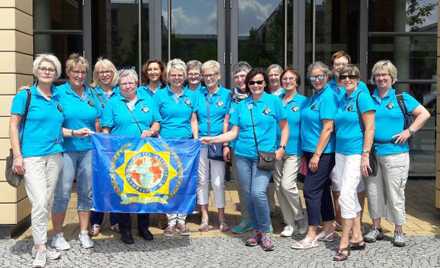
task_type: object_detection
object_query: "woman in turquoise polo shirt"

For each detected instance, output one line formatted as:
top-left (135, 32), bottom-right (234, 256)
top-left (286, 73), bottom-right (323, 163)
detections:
top-left (155, 58), bottom-right (198, 236)
top-left (292, 62), bottom-right (337, 250)
top-left (363, 60), bottom-right (430, 247)
top-left (196, 60), bottom-right (231, 232)
top-left (332, 65), bottom-right (375, 261)
top-left (101, 69), bottom-right (161, 244)
top-left (139, 59), bottom-right (166, 97)
top-left (89, 58), bottom-right (120, 236)
top-left (51, 54), bottom-right (99, 251)
top-left (202, 68), bottom-right (289, 251)
top-left (274, 67), bottom-right (308, 238)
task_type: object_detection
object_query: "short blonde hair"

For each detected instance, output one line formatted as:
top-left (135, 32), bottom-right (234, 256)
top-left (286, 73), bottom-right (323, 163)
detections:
top-left (65, 53), bottom-right (89, 74)
top-left (33, 54), bottom-right (62, 79)
top-left (267, 64), bottom-right (283, 74)
top-left (166, 58), bottom-right (187, 80)
top-left (201, 60), bottom-right (220, 74)
top-left (187, 60), bottom-right (202, 72)
top-left (370, 60), bottom-right (397, 84)
top-left (118, 69), bottom-right (139, 85)
top-left (91, 57), bottom-right (118, 88)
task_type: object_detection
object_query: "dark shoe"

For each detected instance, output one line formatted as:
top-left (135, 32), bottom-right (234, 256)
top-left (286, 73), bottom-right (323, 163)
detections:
top-left (333, 247), bottom-right (350, 261)
top-left (120, 231), bottom-right (134, 244)
top-left (364, 228), bottom-right (384, 243)
top-left (350, 241), bottom-right (366, 250)
top-left (245, 231), bottom-right (262, 247)
top-left (260, 234), bottom-right (274, 251)
top-left (139, 229), bottom-right (154, 241)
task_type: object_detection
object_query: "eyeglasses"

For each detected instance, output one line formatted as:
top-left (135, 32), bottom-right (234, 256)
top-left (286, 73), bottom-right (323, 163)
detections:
top-left (120, 82), bottom-right (137, 87)
top-left (38, 67), bottom-right (56, 73)
top-left (188, 72), bottom-right (200, 77)
top-left (282, 77), bottom-right (296, 82)
top-left (309, 75), bottom-right (326, 82)
top-left (98, 70), bottom-right (113, 75)
top-left (339, 74), bottom-right (358, 80)
top-left (203, 72), bottom-right (218, 79)
top-left (71, 70), bottom-right (87, 76)
top-left (248, 80), bottom-right (264, 86)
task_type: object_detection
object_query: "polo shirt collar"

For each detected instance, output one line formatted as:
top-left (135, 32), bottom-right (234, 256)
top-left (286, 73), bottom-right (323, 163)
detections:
top-left (279, 91), bottom-right (299, 104)
top-left (372, 87), bottom-right (395, 102)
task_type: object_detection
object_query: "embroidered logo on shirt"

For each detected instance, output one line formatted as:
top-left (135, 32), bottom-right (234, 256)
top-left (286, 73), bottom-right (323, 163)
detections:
top-left (346, 104), bottom-right (354, 112)
top-left (141, 106), bottom-right (149, 113)
top-left (386, 102), bottom-right (394, 110)
top-left (291, 106), bottom-right (299, 112)
top-left (263, 107), bottom-right (271, 115)
top-left (310, 103), bottom-right (319, 111)
top-left (184, 98), bottom-right (192, 107)
top-left (216, 100), bottom-right (224, 107)
top-left (56, 103), bottom-right (63, 113)
top-left (87, 99), bottom-right (95, 107)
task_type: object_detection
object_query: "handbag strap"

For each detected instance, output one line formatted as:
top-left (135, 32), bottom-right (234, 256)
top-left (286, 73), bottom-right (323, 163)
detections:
top-left (396, 94), bottom-right (410, 128)
top-left (248, 103), bottom-right (261, 156)
top-left (355, 92), bottom-right (365, 132)
top-left (20, 88), bottom-right (32, 147)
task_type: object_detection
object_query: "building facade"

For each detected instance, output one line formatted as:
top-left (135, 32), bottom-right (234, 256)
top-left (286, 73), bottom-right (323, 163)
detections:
top-left (0, 0), bottom-right (438, 235)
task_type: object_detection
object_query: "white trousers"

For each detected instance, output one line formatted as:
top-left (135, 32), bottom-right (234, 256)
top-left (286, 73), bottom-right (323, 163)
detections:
top-left (273, 155), bottom-right (305, 225)
top-left (365, 153), bottom-right (409, 225)
top-left (334, 153), bottom-right (362, 219)
top-left (197, 146), bottom-right (225, 208)
top-left (23, 154), bottom-right (63, 245)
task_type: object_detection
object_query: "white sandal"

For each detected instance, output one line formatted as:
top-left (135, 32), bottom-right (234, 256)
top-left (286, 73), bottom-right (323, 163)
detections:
top-left (291, 238), bottom-right (319, 249)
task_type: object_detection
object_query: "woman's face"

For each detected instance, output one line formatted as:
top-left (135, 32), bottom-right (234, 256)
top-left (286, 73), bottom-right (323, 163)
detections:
top-left (168, 69), bottom-right (185, 89)
top-left (187, 68), bottom-right (201, 87)
top-left (233, 70), bottom-right (247, 91)
top-left (97, 67), bottom-right (114, 87)
top-left (374, 71), bottom-right (393, 90)
top-left (281, 71), bottom-right (298, 92)
top-left (309, 68), bottom-right (328, 91)
top-left (68, 64), bottom-right (87, 88)
top-left (268, 68), bottom-right (281, 89)
top-left (332, 56), bottom-right (349, 74)
top-left (147, 62), bottom-right (162, 83)
top-left (119, 75), bottom-right (137, 99)
top-left (338, 72), bottom-right (358, 92)
top-left (202, 67), bottom-right (219, 89)
top-left (248, 73), bottom-right (266, 97)
top-left (37, 60), bottom-right (57, 84)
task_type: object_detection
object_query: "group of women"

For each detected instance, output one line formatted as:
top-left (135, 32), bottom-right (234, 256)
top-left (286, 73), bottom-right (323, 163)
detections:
top-left (9, 50), bottom-right (430, 267)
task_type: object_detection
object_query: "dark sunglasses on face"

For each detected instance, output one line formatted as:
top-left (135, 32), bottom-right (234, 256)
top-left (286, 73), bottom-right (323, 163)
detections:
top-left (339, 74), bottom-right (359, 80)
top-left (309, 75), bottom-right (325, 82)
top-left (248, 80), bottom-right (264, 86)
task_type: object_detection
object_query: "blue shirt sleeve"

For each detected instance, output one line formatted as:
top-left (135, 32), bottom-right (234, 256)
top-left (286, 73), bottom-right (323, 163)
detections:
top-left (402, 92), bottom-right (421, 113)
top-left (229, 102), bottom-right (240, 126)
top-left (191, 92), bottom-right (199, 113)
top-left (11, 90), bottom-right (28, 115)
top-left (358, 91), bottom-right (376, 114)
top-left (100, 102), bottom-right (114, 129)
top-left (320, 91), bottom-right (337, 120)
top-left (273, 96), bottom-right (286, 121)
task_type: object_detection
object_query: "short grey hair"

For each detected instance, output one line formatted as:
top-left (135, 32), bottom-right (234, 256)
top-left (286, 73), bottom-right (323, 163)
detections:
top-left (202, 60), bottom-right (221, 74)
top-left (166, 58), bottom-right (187, 79)
top-left (232, 61), bottom-right (252, 76)
top-left (307, 61), bottom-right (332, 78)
top-left (118, 69), bottom-right (139, 84)
top-left (33, 54), bottom-right (62, 79)
top-left (370, 60), bottom-right (398, 84)
top-left (186, 60), bottom-right (202, 72)
top-left (267, 64), bottom-right (283, 74)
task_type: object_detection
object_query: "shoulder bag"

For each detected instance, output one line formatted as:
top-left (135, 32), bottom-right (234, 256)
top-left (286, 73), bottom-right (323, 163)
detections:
top-left (249, 104), bottom-right (275, 171)
top-left (206, 94), bottom-right (224, 161)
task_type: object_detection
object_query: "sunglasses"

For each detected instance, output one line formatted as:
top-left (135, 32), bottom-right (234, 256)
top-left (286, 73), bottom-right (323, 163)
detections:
top-left (339, 74), bottom-right (359, 80)
top-left (248, 80), bottom-right (264, 86)
top-left (309, 75), bottom-right (325, 82)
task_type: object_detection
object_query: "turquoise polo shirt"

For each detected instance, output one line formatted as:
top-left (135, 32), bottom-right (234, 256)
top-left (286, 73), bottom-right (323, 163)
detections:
top-left (229, 92), bottom-right (286, 160)
top-left (90, 86), bottom-right (119, 109)
top-left (372, 88), bottom-right (420, 156)
top-left (335, 87), bottom-right (375, 155)
top-left (11, 85), bottom-right (64, 158)
top-left (138, 83), bottom-right (164, 98)
top-left (196, 86), bottom-right (231, 136)
top-left (184, 83), bottom-right (204, 92)
top-left (329, 79), bottom-right (369, 103)
top-left (277, 92), bottom-right (307, 156)
top-left (57, 82), bottom-right (102, 152)
top-left (300, 85), bottom-right (338, 154)
top-left (101, 89), bottom-right (162, 136)
top-left (154, 86), bottom-right (198, 139)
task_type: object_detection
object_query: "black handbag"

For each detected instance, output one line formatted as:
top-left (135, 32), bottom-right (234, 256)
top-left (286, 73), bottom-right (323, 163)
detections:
top-left (206, 94), bottom-right (224, 161)
top-left (356, 93), bottom-right (377, 177)
top-left (249, 104), bottom-right (275, 171)
top-left (5, 88), bottom-right (31, 187)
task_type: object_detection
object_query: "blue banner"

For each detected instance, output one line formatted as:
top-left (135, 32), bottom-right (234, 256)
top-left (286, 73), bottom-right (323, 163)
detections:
top-left (91, 134), bottom-right (200, 214)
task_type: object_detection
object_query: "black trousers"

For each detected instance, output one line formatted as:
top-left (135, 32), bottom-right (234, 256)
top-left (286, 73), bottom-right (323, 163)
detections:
top-left (117, 213), bottom-right (150, 233)
top-left (302, 152), bottom-right (335, 226)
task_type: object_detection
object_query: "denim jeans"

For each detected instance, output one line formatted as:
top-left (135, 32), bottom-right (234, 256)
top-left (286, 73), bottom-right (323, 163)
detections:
top-left (53, 151), bottom-right (93, 213)
top-left (235, 156), bottom-right (272, 233)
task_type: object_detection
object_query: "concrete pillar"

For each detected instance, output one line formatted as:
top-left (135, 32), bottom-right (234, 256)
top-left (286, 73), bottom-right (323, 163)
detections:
top-left (0, 0), bottom-right (34, 237)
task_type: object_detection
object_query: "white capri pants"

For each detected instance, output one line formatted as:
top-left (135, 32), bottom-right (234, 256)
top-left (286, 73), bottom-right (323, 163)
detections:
top-left (364, 153), bottom-right (409, 225)
top-left (331, 163), bottom-right (365, 193)
top-left (197, 146), bottom-right (225, 208)
top-left (334, 153), bottom-right (363, 219)
top-left (23, 153), bottom-right (63, 245)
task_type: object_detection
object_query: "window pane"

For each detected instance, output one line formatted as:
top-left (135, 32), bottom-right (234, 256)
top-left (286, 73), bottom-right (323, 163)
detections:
top-left (34, 0), bottom-right (82, 31)
top-left (286, 0), bottom-right (294, 66)
top-left (161, 0), bottom-right (169, 62)
top-left (238, 0), bottom-right (285, 67)
top-left (141, 0), bottom-right (150, 64)
top-left (369, 0), bottom-right (438, 32)
top-left (368, 35), bottom-right (436, 80)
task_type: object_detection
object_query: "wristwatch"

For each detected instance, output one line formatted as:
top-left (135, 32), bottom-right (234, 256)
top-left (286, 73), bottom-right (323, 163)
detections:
top-left (278, 145), bottom-right (286, 150)
top-left (408, 127), bottom-right (415, 136)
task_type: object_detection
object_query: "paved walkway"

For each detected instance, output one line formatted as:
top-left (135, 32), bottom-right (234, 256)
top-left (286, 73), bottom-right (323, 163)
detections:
top-left (5, 179), bottom-right (440, 267)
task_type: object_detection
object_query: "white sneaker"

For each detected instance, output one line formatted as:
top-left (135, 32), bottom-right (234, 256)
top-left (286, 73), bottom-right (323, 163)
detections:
top-left (78, 231), bottom-right (94, 249)
top-left (51, 233), bottom-right (71, 251)
top-left (280, 225), bottom-right (295, 237)
top-left (32, 247), bottom-right (61, 260)
top-left (32, 250), bottom-right (46, 268)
